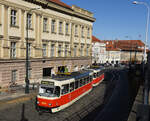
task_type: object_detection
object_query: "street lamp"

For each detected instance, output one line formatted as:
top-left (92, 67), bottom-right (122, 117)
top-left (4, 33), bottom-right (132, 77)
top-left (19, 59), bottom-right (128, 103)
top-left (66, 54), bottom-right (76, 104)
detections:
top-left (25, 7), bottom-right (41, 94)
top-left (133, 1), bottom-right (150, 104)
top-left (133, 1), bottom-right (149, 63)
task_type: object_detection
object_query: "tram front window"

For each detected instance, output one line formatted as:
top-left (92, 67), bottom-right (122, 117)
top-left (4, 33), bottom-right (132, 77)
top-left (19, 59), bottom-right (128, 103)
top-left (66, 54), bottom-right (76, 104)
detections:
top-left (39, 86), bottom-right (60, 97)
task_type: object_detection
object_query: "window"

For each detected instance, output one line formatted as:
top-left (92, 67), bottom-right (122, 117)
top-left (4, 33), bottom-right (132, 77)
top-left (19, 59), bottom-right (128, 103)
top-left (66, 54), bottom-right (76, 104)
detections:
top-left (94, 73), bottom-right (97, 78)
top-left (59, 21), bottom-right (63, 34)
top-left (28, 43), bottom-right (31, 57)
top-left (74, 46), bottom-right (77, 57)
top-left (70, 82), bottom-right (74, 92)
top-left (75, 25), bottom-right (78, 36)
top-left (75, 80), bottom-right (79, 89)
top-left (51, 44), bottom-right (55, 57)
top-left (83, 78), bottom-right (86, 85)
top-left (66, 23), bottom-right (69, 35)
top-left (90, 76), bottom-right (93, 82)
top-left (51, 19), bottom-right (55, 33)
top-left (79, 79), bottom-right (83, 87)
top-left (28, 68), bottom-right (32, 79)
top-left (61, 84), bottom-right (69, 95)
top-left (86, 47), bottom-right (89, 56)
top-left (11, 10), bottom-right (17, 26)
top-left (80, 45), bottom-right (83, 56)
top-left (58, 45), bottom-right (62, 57)
top-left (43, 44), bottom-right (46, 57)
top-left (10, 42), bottom-right (16, 58)
top-left (11, 70), bottom-right (17, 83)
top-left (81, 26), bottom-right (84, 37)
top-left (87, 28), bottom-right (90, 37)
top-left (65, 45), bottom-right (68, 57)
top-left (39, 86), bottom-right (60, 97)
top-left (27, 13), bottom-right (32, 29)
top-left (43, 18), bottom-right (48, 32)
top-left (86, 77), bottom-right (90, 83)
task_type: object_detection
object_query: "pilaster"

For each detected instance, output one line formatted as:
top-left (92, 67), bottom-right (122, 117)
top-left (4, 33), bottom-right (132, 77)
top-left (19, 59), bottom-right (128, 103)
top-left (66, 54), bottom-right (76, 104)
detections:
top-left (3, 5), bottom-right (9, 58)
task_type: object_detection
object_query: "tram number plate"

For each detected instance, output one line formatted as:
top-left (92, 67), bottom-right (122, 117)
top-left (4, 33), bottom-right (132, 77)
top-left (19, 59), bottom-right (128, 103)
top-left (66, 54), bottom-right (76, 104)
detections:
top-left (41, 102), bottom-right (47, 105)
top-left (41, 81), bottom-right (54, 86)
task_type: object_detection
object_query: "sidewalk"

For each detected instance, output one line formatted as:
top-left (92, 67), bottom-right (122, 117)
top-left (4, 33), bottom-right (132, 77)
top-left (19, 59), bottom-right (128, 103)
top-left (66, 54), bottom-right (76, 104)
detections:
top-left (0, 88), bottom-right (37, 110)
top-left (128, 86), bottom-right (143, 121)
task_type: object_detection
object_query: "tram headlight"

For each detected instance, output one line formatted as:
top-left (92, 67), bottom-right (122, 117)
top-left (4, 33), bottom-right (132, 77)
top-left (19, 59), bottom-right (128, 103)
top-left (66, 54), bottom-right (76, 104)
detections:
top-left (49, 103), bottom-right (52, 106)
top-left (37, 101), bottom-right (39, 104)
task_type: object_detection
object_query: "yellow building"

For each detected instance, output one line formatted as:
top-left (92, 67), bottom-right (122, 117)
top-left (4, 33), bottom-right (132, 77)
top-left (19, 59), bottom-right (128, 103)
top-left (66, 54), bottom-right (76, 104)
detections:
top-left (0, 0), bottom-right (95, 88)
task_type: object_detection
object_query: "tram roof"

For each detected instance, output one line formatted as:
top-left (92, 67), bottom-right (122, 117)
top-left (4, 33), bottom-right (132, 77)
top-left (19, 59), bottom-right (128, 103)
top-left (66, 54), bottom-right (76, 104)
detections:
top-left (50, 70), bottom-right (93, 81)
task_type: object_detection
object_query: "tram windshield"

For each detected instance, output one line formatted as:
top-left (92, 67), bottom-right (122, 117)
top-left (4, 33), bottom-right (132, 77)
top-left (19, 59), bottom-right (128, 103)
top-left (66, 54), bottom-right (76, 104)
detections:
top-left (39, 86), bottom-right (60, 97)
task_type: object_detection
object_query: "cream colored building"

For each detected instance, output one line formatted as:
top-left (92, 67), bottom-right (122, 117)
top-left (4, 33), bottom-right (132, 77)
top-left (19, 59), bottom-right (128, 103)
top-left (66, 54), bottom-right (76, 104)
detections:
top-left (0, 0), bottom-right (95, 88)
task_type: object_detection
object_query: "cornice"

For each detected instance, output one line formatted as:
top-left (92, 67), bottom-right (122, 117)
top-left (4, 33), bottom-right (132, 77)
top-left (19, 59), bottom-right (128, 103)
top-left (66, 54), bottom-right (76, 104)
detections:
top-left (9, 36), bottom-right (21, 40)
top-left (24, 0), bottom-right (95, 22)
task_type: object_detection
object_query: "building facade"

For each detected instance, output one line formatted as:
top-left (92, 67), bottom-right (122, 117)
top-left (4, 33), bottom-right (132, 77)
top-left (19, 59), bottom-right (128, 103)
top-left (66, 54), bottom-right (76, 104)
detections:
top-left (0, 0), bottom-right (95, 88)
top-left (92, 36), bottom-right (106, 64)
top-left (104, 40), bottom-right (146, 64)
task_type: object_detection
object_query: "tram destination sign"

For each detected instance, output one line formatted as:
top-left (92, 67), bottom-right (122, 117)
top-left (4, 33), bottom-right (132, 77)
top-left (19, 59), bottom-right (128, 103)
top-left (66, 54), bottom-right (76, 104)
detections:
top-left (41, 80), bottom-right (54, 86)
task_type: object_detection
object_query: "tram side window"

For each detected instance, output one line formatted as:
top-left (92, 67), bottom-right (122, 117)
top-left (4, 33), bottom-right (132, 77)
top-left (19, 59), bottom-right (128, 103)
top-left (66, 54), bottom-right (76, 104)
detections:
top-left (94, 73), bottom-right (97, 78)
top-left (97, 72), bottom-right (99, 77)
top-left (85, 77), bottom-right (88, 84)
top-left (75, 80), bottom-right (79, 89)
top-left (61, 84), bottom-right (69, 95)
top-left (70, 82), bottom-right (74, 92)
top-left (54, 86), bottom-right (60, 97)
top-left (80, 79), bottom-right (83, 87)
top-left (87, 77), bottom-right (90, 83)
top-left (82, 78), bottom-right (86, 85)
top-left (90, 76), bottom-right (93, 82)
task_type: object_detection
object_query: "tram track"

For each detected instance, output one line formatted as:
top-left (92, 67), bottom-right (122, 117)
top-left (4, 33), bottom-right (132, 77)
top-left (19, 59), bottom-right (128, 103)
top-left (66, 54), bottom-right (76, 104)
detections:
top-left (0, 68), bottom-right (122, 121)
top-left (63, 69), bottom-right (121, 121)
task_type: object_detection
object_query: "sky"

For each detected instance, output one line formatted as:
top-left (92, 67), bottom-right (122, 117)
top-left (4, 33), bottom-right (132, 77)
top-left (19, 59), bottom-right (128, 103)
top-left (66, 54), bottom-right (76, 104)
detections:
top-left (62, 0), bottom-right (150, 46)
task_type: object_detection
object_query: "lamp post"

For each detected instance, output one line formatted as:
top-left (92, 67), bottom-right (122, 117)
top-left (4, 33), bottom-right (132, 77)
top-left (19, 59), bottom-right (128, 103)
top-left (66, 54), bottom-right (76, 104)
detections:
top-left (25, 7), bottom-right (40, 94)
top-left (133, 1), bottom-right (150, 104)
top-left (133, 1), bottom-right (149, 63)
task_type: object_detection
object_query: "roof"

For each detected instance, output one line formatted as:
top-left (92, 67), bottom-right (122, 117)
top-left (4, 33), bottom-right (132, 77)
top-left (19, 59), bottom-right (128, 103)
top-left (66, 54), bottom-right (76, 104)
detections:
top-left (103, 40), bottom-right (145, 51)
top-left (48, 0), bottom-right (71, 9)
top-left (92, 36), bottom-right (102, 43)
top-left (49, 70), bottom-right (92, 81)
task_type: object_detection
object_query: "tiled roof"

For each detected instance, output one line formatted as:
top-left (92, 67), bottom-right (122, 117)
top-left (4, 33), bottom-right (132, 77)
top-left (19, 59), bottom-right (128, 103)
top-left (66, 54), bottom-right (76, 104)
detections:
top-left (92, 36), bottom-right (102, 43)
top-left (104, 40), bottom-right (145, 51)
top-left (48, 0), bottom-right (71, 9)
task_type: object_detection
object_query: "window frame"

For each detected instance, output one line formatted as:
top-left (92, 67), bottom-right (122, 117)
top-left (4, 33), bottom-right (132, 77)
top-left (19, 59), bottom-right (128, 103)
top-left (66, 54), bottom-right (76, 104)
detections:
top-left (70, 82), bottom-right (75, 92)
top-left (10, 42), bottom-right (16, 58)
top-left (65, 23), bottom-right (69, 35)
top-left (42, 44), bottom-right (47, 57)
top-left (59, 21), bottom-right (63, 34)
top-left (43, 18), bottom-right (48, 32)
top-left (10, 9), bottom-right (17, 26)
top-left (11, 70), bottom-right (17, 83)
top-left (61, 84), bottom-right (69, 95)
top-left (27, 13), bottom-right (32, 29)
top-left (27, 43), bottom-right (31, 57)
top-left (58, 44), bottom-right (62, 57)
top-left (51, 44), bottom-right (55, 57)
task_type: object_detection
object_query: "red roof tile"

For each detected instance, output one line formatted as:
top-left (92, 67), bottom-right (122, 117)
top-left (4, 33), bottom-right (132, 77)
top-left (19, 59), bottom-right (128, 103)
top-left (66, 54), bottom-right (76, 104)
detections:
top-left (104, 40), bottom-right (145, 51)
top-left (48, 0), bottom-right (71, 9)
top-left (92, 36), bottom-right (101, 43)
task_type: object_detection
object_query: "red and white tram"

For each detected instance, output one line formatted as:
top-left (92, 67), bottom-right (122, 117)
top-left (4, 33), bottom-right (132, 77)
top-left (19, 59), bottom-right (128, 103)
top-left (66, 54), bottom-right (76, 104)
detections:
top-left (89, 68), bottom-right (104, 86)
top-left (36, 69), bottom-right (104, 113)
